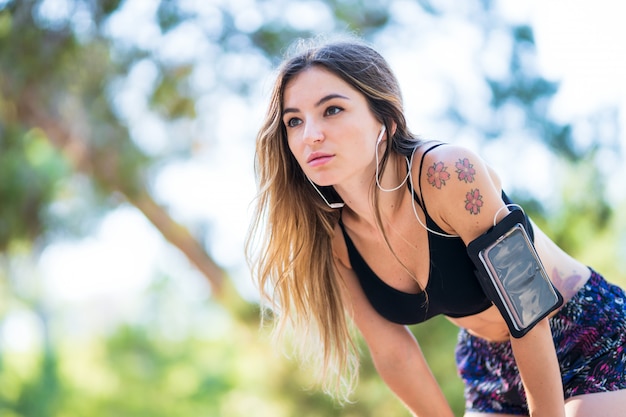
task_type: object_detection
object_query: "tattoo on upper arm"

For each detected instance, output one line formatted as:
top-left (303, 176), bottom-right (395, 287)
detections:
top-left (427, 161), bottom-right (450, 189)
top-left (464, 189), bottom-right (483, 215)
top-left (551, 268), bottom-right (585, 294)
top-left (455, 158), bottom-right (476, 183)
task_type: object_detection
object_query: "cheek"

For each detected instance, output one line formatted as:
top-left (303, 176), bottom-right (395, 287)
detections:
top-left (285, 134), bottom-right (297, 154)
top-left (285, 134), bottom-right (304, 164)
top-left (286, 139), bottom-right (302, 166)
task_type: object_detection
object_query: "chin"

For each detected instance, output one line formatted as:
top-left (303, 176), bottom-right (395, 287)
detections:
top-left (307, 174), bottom-right (335, 187)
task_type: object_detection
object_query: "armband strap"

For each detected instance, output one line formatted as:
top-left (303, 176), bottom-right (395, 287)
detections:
top-left (467, 209), bottom-right (563, 338)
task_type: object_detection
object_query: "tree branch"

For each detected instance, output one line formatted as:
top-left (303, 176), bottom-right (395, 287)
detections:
top-left (14, 88), bottom-right (248, 310)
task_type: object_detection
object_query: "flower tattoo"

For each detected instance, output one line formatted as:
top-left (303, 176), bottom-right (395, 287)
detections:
top-left (427, 161), bottom-right (450, 189)
top-left (465, 189), bottom-right (483, 215)
top-left (455, 158), bottom-right (476, 183)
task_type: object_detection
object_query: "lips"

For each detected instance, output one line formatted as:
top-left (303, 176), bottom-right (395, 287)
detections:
top-left (306, 152), bottom-right (334, 167)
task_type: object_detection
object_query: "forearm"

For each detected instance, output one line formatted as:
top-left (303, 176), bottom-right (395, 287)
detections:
top-left (372, 340), bottom-right (455, 417)
top-left (510, 319), bottom-right (565, 417)
top-left (379, 367), bottom-right (454, 417)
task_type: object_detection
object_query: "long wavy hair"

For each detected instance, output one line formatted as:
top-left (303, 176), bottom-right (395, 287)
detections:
top-left (245, 36), bottom-right (422, 400)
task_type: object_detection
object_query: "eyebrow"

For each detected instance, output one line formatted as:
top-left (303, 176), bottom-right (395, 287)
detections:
top-left (282, 93), bottom-right (350, 116)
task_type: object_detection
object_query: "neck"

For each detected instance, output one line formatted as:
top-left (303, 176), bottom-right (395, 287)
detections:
top-left (336, 154), bottom-right (408, 227)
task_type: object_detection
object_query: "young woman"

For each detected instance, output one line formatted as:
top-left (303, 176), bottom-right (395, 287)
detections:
top-left (246, 37), bottom-right (626, 416)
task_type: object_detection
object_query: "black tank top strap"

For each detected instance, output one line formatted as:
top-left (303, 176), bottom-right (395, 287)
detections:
top-left (413, 141), bottom-right (446, 213)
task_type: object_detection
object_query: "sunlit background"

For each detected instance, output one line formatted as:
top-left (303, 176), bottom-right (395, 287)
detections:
top-left (1, 0), bottom-right (625, 416)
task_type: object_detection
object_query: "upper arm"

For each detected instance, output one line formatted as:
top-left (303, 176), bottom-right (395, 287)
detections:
top-left (416, 144), bottom-right (508, 244)
top-left (410, 146), bottom-right (565, 412)
top-left (418, 146), bottom-right (565, 408)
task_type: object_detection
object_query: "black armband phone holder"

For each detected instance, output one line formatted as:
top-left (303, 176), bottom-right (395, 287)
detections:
top-left (467, 209), bottom-right (563, 338)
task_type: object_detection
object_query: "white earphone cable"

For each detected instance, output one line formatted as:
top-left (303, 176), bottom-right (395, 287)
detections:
top-left (375, 125), bottom-right (411, 192)
top-left (407, 146), bottom-right (459, 238)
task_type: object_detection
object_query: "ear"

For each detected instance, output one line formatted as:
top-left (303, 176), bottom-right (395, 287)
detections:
top-left (389, 121), bottom-right (398, 138)
top-left (376, 122), bottom-right (398, 145)
top-left (376, 124), bottom-right (387, 145)
top-left (378, 121), bottom-right (398, 144)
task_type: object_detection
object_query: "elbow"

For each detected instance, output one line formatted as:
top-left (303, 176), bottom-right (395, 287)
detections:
top-left (369, 331), bottom-right (420, 375)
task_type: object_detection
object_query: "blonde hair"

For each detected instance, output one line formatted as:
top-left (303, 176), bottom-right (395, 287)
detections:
top-left (246, 36), bottom-right (421, 400)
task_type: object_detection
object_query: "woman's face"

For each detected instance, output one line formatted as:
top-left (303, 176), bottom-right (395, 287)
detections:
top-left (282, 66), bottom-right (383, 189)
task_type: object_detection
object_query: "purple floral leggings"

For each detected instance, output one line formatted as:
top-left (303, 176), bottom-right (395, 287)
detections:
top-left (455, 269), bottom-right (626, 415)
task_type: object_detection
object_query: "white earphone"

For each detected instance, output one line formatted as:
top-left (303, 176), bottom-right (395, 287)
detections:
top-left (376, 124), bottom-right (386, 145)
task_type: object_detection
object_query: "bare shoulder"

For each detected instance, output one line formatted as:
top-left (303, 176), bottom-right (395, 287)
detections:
top-left (414, 143), bottom-right (497, 187)
top-left (413, 143), bottom-right (506, 243)
top-left (331, 221), bottom-right (351, 270)
top-left (331, 222), bottom-right (362, 314)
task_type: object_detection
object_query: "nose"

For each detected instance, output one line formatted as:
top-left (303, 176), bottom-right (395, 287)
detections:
top-left (302, 120), bottom-right (324, 145)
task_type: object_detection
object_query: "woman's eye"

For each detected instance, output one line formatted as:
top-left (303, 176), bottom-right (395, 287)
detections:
top-left (325, 106), bottom-right (342, 116)
top-left (286, 117), bottom-right (302, 128)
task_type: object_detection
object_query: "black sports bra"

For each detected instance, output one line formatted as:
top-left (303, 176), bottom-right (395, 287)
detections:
top-left (339, 144), bottom-right (533, 325)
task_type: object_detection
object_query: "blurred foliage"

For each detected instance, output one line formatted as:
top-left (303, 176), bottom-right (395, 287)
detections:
top-left (0, 276), bottom-right (465, 417)
top-left (0, 128), bottom-right (69, 250)
top-left (0, 0), bottom-right (623, 416)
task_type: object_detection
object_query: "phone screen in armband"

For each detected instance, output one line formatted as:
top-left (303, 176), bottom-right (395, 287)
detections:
top-left (478, 224), bottom-right (561, 332)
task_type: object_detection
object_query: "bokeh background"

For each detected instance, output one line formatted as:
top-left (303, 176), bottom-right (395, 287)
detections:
top-left (1, 0), bottom-right (625, 416)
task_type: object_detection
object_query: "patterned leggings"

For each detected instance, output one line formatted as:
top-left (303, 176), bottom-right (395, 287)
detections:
top-left (455, 269), bottom-right (626, 415)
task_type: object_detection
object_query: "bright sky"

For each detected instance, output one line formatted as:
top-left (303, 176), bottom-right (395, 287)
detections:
top-left (3, 0), bottom-right (625, 351)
